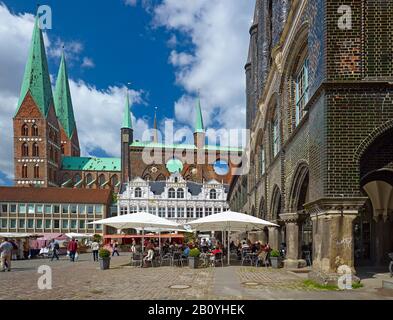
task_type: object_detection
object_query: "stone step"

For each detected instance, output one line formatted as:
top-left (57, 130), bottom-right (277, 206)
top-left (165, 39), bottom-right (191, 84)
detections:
top-left (382, 280), bottom-right (393, 290)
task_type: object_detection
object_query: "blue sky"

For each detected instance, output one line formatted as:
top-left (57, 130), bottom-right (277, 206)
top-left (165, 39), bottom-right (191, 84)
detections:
top-left (0, 0), bottom-right (254, 185)
top-left (4, 0), bottom-right (183, 122)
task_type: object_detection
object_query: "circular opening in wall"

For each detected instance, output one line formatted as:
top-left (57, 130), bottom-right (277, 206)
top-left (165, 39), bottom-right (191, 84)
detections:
top-left (169, 284), bottom-right (191, 290)
top-left (166, 158), bottom-right (183, 173)
top-left (213, 159), bottom-right (229, 176)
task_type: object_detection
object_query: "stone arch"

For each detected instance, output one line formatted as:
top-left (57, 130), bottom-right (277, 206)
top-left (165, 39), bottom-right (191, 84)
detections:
top-left (355, 119), bottom-right (393, 163)
top-left (270, 185), bottom-right (282, 221)
top-left (288, 161), bottom-right (310, 212)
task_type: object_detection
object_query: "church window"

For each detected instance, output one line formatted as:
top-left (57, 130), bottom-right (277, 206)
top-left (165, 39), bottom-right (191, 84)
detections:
top-left (22, 164), bottom-right (28, 178)
top-left (272, 108), bottom-right (280, 158)
top-left (33, 143), bottom-right (39, 157)
top-left (22, 143), bottom-right (29, 157)
top-left (22, 124), bottom-right (29, 136)
top-left (32, 125), bottom-right (38, 136)
top-left (209, 189), bottom-right (217, 200)
top-left (34, 165), bottom-right (39, 179)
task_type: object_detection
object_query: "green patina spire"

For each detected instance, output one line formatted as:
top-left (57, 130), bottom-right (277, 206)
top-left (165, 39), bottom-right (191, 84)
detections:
top-left (15, 15), bottom-right (53, 117)
top-left (122, 92), bottom-right (132, 129)
top-left (195, 97), bottom-right (205, 133)
top-left (54, 52), bottom-right (77, 138)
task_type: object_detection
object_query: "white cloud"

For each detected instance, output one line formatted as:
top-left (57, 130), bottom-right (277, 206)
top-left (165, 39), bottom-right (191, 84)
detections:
top-left (0, 3), bottom-right (148, 180)
top-left (153, 0), bottom-right (254, 133)
top-left (81, 57), bottom-right (95, 68)
top-left (124, 0), bottom-right (137, 7)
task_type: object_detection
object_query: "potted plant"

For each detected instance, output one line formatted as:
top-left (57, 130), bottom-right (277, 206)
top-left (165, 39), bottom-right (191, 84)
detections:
top-left (188, 248), bottom-right (200, 269)
top-left (269, 250), bottom-right (283, 268)
top-left (99, 249), bottom-right (111, 270)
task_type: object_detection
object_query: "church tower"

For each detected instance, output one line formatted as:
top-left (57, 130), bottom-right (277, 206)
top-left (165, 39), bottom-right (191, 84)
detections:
top-left (193, 98), bottom-right (205, 148)
top-left (13, 16), bottom-right (61, 187)
top-left (54, 52), bottom-right (80, 157)
top-left (121, 93), bottom-right (133, 183)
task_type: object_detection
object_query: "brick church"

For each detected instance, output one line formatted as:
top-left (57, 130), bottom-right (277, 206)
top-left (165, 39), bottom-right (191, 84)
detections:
top-left (13, 16), bottom-right (242, 191)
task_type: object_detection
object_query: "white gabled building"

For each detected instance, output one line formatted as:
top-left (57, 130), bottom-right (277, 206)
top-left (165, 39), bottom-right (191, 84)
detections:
top-left (117, 173), bottom-right (229, 224)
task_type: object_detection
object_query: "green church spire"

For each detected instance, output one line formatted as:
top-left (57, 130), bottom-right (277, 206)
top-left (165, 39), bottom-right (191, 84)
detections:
top-left (16, 15), bottom-right (53, 117)
top-left (195, 97), bottom-right (205, 133)
top-left (54, 52), bottom-right (77, 138)
top-left (122, 92), bottom-right (132, 129)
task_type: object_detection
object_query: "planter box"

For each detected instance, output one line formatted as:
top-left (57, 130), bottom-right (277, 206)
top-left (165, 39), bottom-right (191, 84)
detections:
top-left (99, 257), bottom-right (111, 270)
top-left (188, 257), bottom-right (199, 269)
top-left (270, 257), bottom-right (283, 269)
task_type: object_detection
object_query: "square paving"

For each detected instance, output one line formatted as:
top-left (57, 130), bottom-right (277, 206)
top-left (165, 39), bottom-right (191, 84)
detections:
top-left (0, 254), bottom-right (392, 300)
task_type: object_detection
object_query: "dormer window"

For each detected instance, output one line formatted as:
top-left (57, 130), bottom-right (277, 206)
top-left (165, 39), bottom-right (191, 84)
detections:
top-left (135, 187), bottom-right (142, 198)
top-left (210, 189), bottom-right (217, 200)
top-left (168, 188), bottom-right (176, 199)
top-left (177, 188), bottom-right (184, 199)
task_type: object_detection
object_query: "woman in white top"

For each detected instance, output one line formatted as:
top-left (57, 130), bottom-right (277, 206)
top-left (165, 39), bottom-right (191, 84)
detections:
top-left (143, 248), bottom-right (154, 267)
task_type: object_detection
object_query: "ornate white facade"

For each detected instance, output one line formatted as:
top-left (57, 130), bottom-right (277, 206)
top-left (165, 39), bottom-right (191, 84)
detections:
top-left (117, 173), bottom-right (229, 224)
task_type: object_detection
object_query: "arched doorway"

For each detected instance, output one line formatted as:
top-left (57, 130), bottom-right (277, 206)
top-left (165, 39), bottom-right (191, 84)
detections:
top-left (288, 163), bottom-right (311, 265)
top-left (358, 126), bottom-right (393, 267)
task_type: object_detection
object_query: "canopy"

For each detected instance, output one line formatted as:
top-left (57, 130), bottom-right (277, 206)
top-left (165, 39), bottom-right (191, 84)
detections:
top-left (0, 232), bottom-right (42, 239)
top-left (90, 212), bottom-right (180, 266)
top-left (37, 233), bottom-right (68, 241)
top-left (65, 233), bottom-right (94, 239)
top-left (185, 211), bottom-right (278, 232)
top-left (89, 212), bottom-right (180, 230)
top-left (184, 211), bottom-right (278, 265)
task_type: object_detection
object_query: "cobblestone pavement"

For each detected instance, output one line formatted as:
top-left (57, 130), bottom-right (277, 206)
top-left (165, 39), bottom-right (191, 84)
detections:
top-left (0, 254), bottom-right (392, 300)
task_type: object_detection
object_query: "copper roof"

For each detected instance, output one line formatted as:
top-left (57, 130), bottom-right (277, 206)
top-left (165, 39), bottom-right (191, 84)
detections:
top-left (0, 187), bottom-right (112, 204)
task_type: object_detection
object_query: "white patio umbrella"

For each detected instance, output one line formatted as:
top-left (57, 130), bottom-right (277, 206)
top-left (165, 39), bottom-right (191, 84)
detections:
top-left (89, 212), bottom-right (180, 265)
top-left (185, 211), bottom-right (279, 265)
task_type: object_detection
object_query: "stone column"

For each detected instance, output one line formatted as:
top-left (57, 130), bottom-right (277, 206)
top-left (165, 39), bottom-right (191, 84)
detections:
top-left (305, 197), bottom-right (367, 285)
top-left (268, 226), bottom-right (280, 250)
top-left (280, 213), bottom-right (306, 268)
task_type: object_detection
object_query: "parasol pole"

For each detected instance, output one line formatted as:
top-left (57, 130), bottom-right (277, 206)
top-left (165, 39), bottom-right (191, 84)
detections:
top-left (141, 227), bottom-right (145, 267)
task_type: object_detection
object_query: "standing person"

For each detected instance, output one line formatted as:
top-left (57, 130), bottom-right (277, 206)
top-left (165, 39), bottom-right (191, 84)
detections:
top-left (67, 238), bottom-right (78, 262)
top-left (0, 238), bottom-right (13, 272)
top-left (50, 240), bottom-right (60, 261)
top-left (91, 240), bottom-right (100, 262)
top-left (112, 241), bottom-right (120, 257)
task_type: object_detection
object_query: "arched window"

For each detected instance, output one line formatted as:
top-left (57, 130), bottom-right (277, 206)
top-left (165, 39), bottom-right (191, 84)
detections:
top-left (32, 143), bottom-right (39, 157)
top-left (53, 132), bottom-right (57, 143)
top-left (32, 124), bottom-right (38, 136)
top-left (21, 124), bottom-right (29, 136)
top-left (135, 187), bottom-right (142, 198)
top-left (86, 174), bottom-right (93, 187)
top-left (61, 144), bottom-right (65, 155)
top-left (62, 173), bottom-right (70, 183)
top-left (54, 150), bottom-right (58, 163)
top-left (168, 188), bottom-right (176, 199)
top-left (271, 106), bottom-right (280, 158)
top-left (49, 146), bottom-right (54, 161)
top-left (34, 165), bottom-right (39, 178)
top-left (259, 146), bottom-right (265, 177)
top-left (74, 174), bottom-right (82, 183)
top-left (53, 170), bottom-right (57, 182)
top-left (177, 188), bottom-right (184, 199)
top-left (111, 175), bottom-right (119, 188)
top-left (210, 189), bottom-right (217, 200)
top-left (295, 58), bottom-right (309, 126)
top-left (21, 143), bottom-right (29, 157)
top-left (22, 164), bottom-right (28, 178)
top-left (98, 174), bottom-right (106, 187)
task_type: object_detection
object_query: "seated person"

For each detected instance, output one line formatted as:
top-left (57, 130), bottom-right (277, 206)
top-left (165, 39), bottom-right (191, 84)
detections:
top-left (143, 248), bottom-right (155, 267)
top-left (183, 245), bottom-right (190, 258)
